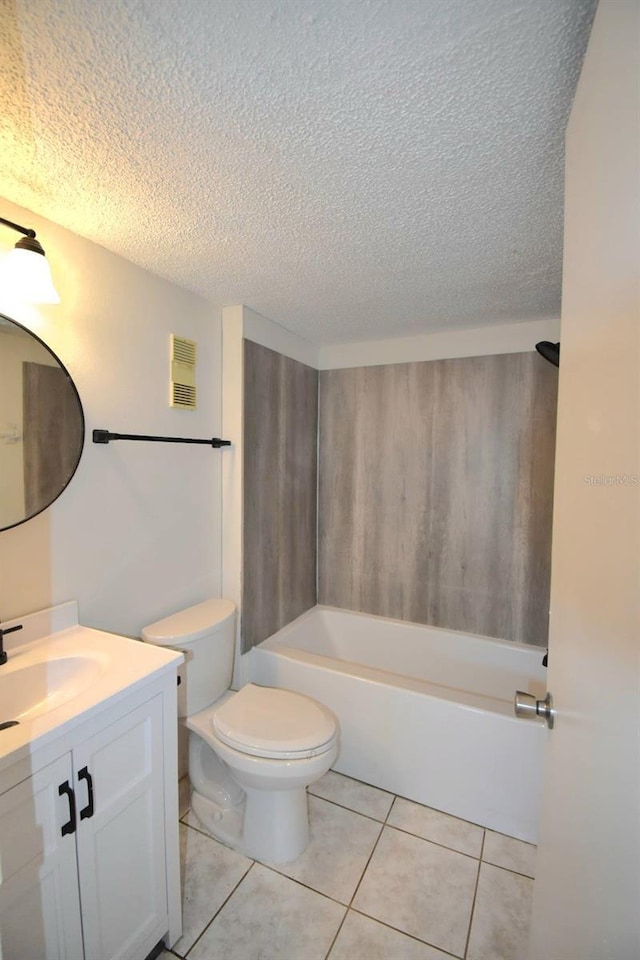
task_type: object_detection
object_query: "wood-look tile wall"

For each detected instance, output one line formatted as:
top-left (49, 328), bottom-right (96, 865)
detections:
top-left (318, 353), bottom-right (558, 645)
top-left (242, 340), bottom-right (318, 652)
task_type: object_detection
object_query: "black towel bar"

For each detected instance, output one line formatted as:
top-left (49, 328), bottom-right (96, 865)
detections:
top-left (92, 429), bottom-right (231, 448)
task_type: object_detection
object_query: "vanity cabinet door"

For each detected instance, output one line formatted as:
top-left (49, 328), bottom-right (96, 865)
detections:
top-left (0, 753), bottom-right (84, 960)
top-left (73, 694), bottom-right (167, 960)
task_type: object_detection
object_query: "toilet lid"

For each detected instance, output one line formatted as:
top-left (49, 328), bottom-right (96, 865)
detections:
top-left (213, 684), bottom-right (337, 759)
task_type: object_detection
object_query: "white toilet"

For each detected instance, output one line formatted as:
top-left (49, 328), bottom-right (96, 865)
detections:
top-left (142, 599), bottom-right (338, 863)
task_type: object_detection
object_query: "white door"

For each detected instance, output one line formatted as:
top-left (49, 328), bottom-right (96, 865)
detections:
top-left (74, 694), bottom-right (168, 960)
top-left (0, 754), bottom-right (84, 960)
top-left (528, 1), bottom-right (640, 958)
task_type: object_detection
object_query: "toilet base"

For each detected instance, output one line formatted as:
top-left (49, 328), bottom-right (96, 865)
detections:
top-left (190, 783), bottom-right (310, 864)
top-left (190, 790), bottom-right (245, 848)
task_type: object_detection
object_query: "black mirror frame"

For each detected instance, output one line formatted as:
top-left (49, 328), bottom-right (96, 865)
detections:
top-left (0, 313), bottom-right (85, 532)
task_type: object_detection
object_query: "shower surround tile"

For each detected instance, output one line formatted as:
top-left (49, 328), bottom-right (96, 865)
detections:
top-left (466, 862), bottom-right (535, 960)
top-left (318, 353), bottom-right (557, 644)
top-left (172, 824), bottom-right (252, 957)
top-left (309, 770), bottom-right (394, 821)
top-left (387, 796), bottom-right (484, 858)
top-left (264, 795), bottom-right (382, 904)
top-left (242, 339), bottom-right (318, 651)
top-left (352, 825), bottom-right (478, 957)
top-left (483, 829), bottom-right (537, 878)
top-left (328, 910), bottom-right (453, 959)
top-left (187, 863), bottom-right (345, 960)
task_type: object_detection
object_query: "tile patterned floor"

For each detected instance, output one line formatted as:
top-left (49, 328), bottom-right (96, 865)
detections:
top-left (160, 771), bottom-right (536, 960)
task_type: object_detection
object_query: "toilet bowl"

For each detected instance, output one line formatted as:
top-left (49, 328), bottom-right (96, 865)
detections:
top-left (187, 684), bottom-right (337, 862)
top-left (142, 600), bottom-right (338, 863)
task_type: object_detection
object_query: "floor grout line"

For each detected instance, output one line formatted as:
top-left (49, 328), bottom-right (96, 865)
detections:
top-left (483, 825), bottom-right (537, 846)
top-left (322, 907), bottom-right (349, 960)
top-left (346, 820), bottom-right (385, 908)
top-left (323, 768), bottom-right (394, 793)
top-left (258, 860), bottom-right (353, 909)
top-left (179, 816), bottom-right (231, 847)
top-left (176, 776), bottom-right (535, 960)
top-left (322, 805), bottom-right (388, 960)
top-left (307, 790), bottom-right (394, 824)
top-left (384, 794), bottom-right (397, 824)
top-left (309, 791), bottom-right (487, 862)
top-left (347, 906), bottom-right (462, 959)
top-left (463, 829), bottom-right (486, 960)
top-left (378, 783), bottom-right (508, 837)
top-left (178, 810), bottom-right (533, 960)
top-left (480, 859), bottom-right (536, 881)
top-left (181, 860), bottom-right (256, 959)
top-left (383, 821), bottom-right (484, 862)
top-left (342, 795), bottom-right (473, 960)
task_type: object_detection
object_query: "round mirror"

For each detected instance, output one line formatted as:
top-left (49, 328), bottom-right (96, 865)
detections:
top-left (0, 314), bottom-right (84, 531)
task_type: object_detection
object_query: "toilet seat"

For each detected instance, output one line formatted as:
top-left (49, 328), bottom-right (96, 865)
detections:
top-left (211, 683), bottom-right (337, 760)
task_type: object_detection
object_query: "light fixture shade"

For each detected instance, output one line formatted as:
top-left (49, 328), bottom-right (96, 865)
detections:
top-left (0, 245), bottom-right (61, 304)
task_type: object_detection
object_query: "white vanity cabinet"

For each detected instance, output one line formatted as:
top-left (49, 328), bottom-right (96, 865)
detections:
top-left (0, 752), bottom-right (84, 959)
top-left (73, 694), bottom-right (167, 960)
top-left (0, 672), bottom-right (181, 960)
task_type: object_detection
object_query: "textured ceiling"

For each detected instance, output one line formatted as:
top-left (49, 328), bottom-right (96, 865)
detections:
top-left (1, 0), bottom-right (596, 343)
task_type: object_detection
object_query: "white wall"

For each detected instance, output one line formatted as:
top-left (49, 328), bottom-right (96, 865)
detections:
top-left (227, 307), bottom-right (559, 377)
top-left (242, 305), bottom-right (319, 368)
top-left (0, 198), bottom-right (222, 636)
top-left (317, 317), bottom-right (560, 369)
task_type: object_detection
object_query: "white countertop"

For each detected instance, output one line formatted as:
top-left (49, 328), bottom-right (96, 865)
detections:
top-left (0, 601), bottom-right (183, 772)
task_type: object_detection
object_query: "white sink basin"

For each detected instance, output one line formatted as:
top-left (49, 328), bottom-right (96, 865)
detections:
top-left (0, 654), bottom-right (107, 723)
top-left (0, 602), bottom-right (183, 771)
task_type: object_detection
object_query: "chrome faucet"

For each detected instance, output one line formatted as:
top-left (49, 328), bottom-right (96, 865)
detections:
top-left (0, 622), bottom-right (23, 665)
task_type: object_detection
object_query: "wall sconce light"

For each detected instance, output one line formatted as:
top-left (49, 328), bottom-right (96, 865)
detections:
top-left (0, 215), bottom-right (60, 304)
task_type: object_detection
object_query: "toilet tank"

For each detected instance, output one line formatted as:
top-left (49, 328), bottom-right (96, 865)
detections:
top-left (142, 599), bottom-right (236, 716)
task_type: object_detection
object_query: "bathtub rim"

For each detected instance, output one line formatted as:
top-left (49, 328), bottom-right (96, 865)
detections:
top-left (260, 603), bottom-right (548, 657)
top-left (252, 605), bottom-right (547, 721)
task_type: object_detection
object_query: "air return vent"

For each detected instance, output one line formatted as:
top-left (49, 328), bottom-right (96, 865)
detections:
top-left (170, 335), bottom-right (197, 409)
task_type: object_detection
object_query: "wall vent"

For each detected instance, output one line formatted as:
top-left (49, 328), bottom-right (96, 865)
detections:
top-left (170, 335), bottom-right (197, 409)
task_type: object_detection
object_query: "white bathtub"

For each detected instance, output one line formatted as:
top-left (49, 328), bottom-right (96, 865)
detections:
top-left (248, 605), bottom-right (548, 843)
